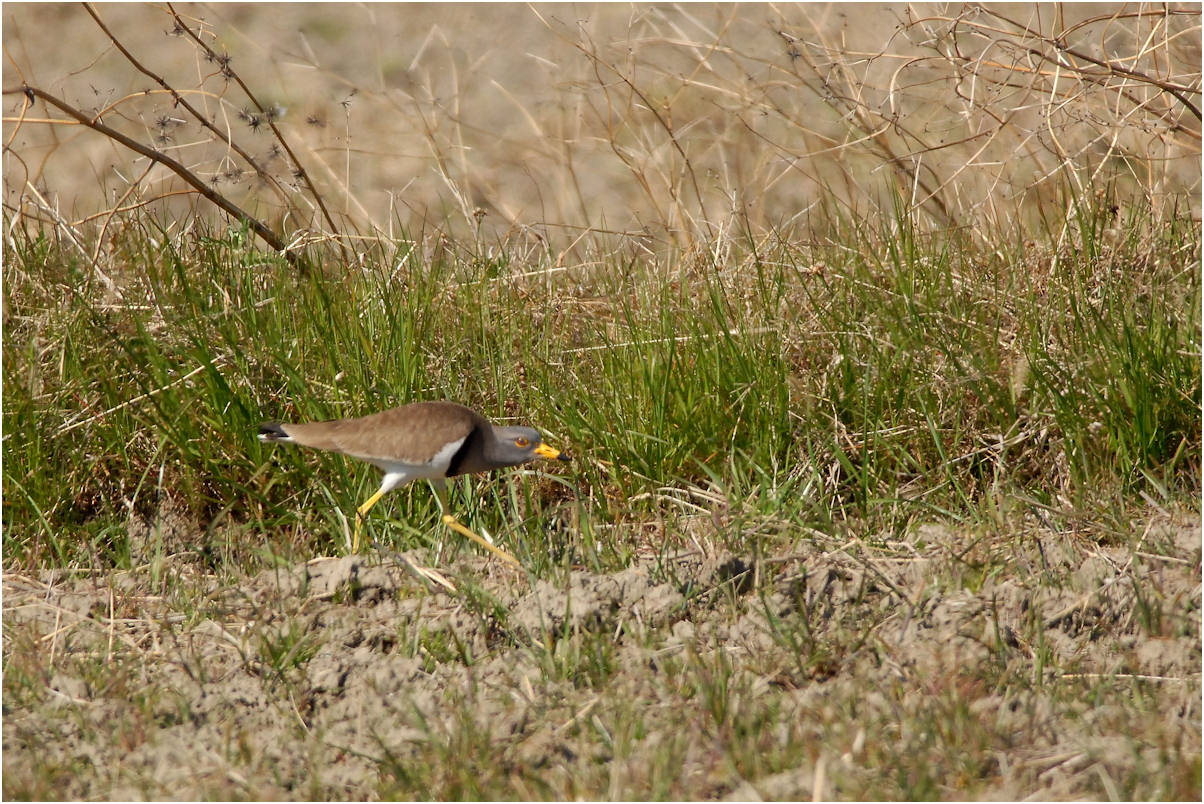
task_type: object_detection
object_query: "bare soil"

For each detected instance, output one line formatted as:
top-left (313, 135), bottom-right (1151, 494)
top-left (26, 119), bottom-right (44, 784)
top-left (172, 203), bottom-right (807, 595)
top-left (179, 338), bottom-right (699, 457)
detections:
top-left (3, 509), bottom-right (1200, 800)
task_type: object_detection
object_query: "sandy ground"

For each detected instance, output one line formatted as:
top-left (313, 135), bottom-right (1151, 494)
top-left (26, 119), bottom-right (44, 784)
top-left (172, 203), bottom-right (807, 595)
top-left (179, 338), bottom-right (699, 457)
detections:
top-left (4, 509), bottom-right (1199, 799)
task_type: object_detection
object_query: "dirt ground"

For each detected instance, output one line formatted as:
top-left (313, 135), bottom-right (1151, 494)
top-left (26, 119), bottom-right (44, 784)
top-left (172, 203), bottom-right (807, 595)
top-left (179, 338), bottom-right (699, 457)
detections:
top-left (3, 509), bottom-right (1200, 800)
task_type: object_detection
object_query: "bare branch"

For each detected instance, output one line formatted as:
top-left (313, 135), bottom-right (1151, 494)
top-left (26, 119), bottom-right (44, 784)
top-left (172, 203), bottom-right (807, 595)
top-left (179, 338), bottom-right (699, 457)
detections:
top-left (5, 83), bottom-right (300, 266)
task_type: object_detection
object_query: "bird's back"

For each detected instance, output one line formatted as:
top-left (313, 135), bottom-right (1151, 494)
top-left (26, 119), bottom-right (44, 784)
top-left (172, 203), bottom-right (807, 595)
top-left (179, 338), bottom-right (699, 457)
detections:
top-left (261, 401), bottom-right (486, 465)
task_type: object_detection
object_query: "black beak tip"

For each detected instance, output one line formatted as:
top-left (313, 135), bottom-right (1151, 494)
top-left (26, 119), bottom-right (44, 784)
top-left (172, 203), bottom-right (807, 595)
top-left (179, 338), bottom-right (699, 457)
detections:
top-left (557, 451), bottom-right (571, 462)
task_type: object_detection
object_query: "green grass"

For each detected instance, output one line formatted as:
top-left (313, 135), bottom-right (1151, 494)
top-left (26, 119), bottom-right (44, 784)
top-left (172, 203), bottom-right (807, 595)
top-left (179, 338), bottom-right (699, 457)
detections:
top-left (3, 194), bottom-right (1198, 572)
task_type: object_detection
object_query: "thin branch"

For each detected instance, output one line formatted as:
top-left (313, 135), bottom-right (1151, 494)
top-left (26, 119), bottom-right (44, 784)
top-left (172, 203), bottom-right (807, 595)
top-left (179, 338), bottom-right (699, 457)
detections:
top-left (82, 3), bottom-right (293, 205)
top-left (164, 3), bottom-right (351, 262)
top-left (5, 83), bottom-right (299, 265)
top-left (980, 6), bottom-right (1201, 120)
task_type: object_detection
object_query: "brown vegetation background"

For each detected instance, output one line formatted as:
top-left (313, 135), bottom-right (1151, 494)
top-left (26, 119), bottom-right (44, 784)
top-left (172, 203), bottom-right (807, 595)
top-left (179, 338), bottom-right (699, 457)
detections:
top-left (5, 3), bottom-right (1200, 253)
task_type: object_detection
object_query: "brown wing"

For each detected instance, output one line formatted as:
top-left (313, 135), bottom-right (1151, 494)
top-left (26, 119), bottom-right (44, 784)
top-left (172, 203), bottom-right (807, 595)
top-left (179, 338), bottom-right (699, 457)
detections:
top-left (279, 401), bottom-right (486, 464)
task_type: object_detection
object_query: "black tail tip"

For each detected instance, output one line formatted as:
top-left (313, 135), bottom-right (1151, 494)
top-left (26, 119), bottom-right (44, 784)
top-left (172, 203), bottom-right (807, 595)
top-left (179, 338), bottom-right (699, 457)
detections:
top-left (258, 421), bottom-right (289, 441)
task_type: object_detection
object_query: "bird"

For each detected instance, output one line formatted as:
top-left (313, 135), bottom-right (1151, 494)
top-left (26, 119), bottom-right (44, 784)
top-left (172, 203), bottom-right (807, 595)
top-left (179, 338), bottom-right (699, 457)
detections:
top-left (257, 400), bottom-right (569, 565)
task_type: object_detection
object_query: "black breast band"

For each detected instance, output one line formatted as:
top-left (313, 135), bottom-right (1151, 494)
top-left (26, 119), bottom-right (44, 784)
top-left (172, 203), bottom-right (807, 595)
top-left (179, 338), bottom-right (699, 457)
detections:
top-left (446, 425), bottom-right (483, 477)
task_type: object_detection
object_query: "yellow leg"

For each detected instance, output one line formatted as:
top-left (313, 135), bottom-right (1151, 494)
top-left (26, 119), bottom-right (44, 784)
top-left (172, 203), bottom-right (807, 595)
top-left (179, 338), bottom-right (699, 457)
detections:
top-left (434, 485), bottom-right (521, 568)
top-left (353, 488), bottom-right (388, 554)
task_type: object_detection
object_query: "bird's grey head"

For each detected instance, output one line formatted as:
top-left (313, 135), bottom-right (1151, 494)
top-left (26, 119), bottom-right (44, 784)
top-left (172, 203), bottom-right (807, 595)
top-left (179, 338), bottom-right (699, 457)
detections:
top-left (487, 425), bottom-right (566, 467)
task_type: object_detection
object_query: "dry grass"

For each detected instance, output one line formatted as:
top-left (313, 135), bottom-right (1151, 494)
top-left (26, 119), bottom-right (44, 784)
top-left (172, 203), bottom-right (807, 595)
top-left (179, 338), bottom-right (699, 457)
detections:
top-left (3, 3), bottom-right (1198, 253)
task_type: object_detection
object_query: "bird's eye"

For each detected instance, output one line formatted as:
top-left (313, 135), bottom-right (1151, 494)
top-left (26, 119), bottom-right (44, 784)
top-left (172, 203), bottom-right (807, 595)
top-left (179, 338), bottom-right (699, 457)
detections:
top-left (515, 437), bottom-right (529, 448)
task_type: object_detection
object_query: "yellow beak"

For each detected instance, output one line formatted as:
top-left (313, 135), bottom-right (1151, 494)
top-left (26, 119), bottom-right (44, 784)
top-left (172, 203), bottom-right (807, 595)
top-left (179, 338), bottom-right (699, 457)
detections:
top-left (534, 443), bottom-right (570, 462)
